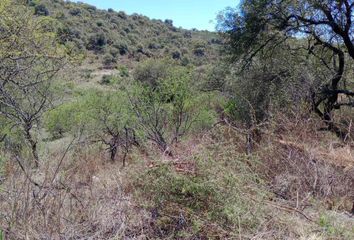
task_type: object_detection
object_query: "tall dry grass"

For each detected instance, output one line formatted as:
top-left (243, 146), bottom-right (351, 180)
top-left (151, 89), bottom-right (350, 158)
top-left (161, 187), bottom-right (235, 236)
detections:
top-left (0, 113), bottom-right (354, 239)
top-left (0, 141), bottom-right (148, 239)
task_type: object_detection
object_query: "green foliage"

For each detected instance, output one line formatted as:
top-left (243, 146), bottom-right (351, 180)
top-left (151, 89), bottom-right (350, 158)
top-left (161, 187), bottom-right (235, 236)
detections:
top-left (118, 65), bottom-right (129, 77)
top-left (82, 91), bottom-right (135, 134)
top-left (171, 50), bottom-right (181, 60)
top-left (129, 60), bottom-right (215, 150)
top-left (87, 32), bottom-right (107, 51)
top-left (102, 53), bottom-right (117, 69)
top-left (218, 0), bottom-right (354, 139)
top-left (132, 142), bottom-right (268, 238)
top-left (34, 4), bottom-right (49, 16)
top-left (44, 101), bottom-right (83, 139)
top-left (100, 74), bottom-right (120, 85)
top-left (202, 63), bottom-right (229, 91)
top-left (45, 89), bottom-right (137, 162)
top-left (0, 0), bottom-right (69, 164)
top-left (69, 7), bottom-right (81, 16)
top-left (180, 56), bottom-right (190, 66)
top-left (133, 58), bottom-right (170, 88)
top-left (32, 0), bottom-right (221, 65)
top-left (45, 90), bottom-right (133, 136)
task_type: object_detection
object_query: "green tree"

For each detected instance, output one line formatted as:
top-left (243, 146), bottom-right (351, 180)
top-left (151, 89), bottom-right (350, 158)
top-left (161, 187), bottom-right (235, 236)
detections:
top-left (133, 58), bottom-right (170, 89)
top-left (128, 61), bottom-right (215, 154)
top-left (218, 0), bottom-right (354, 138)
top-left (84, 91), bottom-right (139, 165)
top-left (45, 90), bottom-right (138, 166)
top-left (0, 0), bottom-right (67, 167)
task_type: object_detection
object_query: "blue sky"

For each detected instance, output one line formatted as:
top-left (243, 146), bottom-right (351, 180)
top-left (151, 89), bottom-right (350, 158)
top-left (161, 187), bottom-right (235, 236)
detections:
top-left (73, 0), bottom-right (239, 31)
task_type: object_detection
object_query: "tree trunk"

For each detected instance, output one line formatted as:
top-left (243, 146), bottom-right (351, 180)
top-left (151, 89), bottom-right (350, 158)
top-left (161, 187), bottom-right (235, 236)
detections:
top-left (246, 132), bottom-right (253, 155)
top-left (110, 145), bottom-right (117, 162)
top-left (157, 137), bottom-right (172, 156)
top-left (313, 45), bottom-right (348, 140)
top-left (24, 125), bottom-right (39, 168)
top-left (0, 134), bottom-right (6, 142)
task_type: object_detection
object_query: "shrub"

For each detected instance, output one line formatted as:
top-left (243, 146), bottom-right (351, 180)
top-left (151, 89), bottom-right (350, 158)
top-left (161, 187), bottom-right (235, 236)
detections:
top-left (34, 4), bottom-right (49, 16)
top-left (45, 90), bottom-right (138, 164)
top-left (44, 101), bottom-right (83, 139)
top-left (57, 25), bottom-right (79, 43)
top-left (172, 50), bottom-right (181, 60)
top-left (118, 65), bottom-right (129, 77)
top-left (55, 11), bottom-right (66, 20)
top-left (117, 11), bottom-right (127, 19)
top-left (133, 59), bottom-right (170, 88)
top-left (96, 20), bottom-right (104, 27)
top-left (69, 8), bottom-right (81, 16)
top-left (80, 69), bottom-right (93, 79)
top-left (183, 31), bottom-right (192, 38)
top-left (148, 42), bottom-right (159, 50)
top-left (100, 74), bottom-right (119, 85)
top-left (113, 41), bottom-right (129, 55)
top-left (83, 4), bottom-right (97, 12)
top-left (87, 32), bottom-right (107, 51)
top-left (109, 47), bottom-right (120, 57)
top-left (129, 61), bottom-right (215, 152)
top-left (132, 143), bottom-right (268, 238)
top-left (102, 53), bottom-right (117, 69)
top-left (193, 48), bottom-right (205, 57)
top-left (181, 57), bottom-right (190, 66)
top-left (164, 19), bottom-right (173, 26)
top-left (82, 91), bottom-right (138, 163)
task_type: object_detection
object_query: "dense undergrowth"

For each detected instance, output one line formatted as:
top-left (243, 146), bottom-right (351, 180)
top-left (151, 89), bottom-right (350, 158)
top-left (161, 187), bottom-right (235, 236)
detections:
top-left (131, 144), bottom-right (268, 238)
top-left (1, 115), bottom-right (354, 239)
top-left (1, 0), bottom-right (354, 239)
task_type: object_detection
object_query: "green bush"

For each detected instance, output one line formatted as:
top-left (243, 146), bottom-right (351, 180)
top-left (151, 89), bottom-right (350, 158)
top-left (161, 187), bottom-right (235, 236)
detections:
top-left (193, 48), bottom-right (205, 57)
top-left (132, 144), bottom-right (268, 238)
top-left (118, 65), bottom-right (129, 77)
top-left (102, 53), bottom-right (117, 69)
top-left (83, 90), bottom-right (138, 162)
top-left (34, 4), bottom-right (49, 16)
top-left (181, 56), bottom-right (190, 66)
top-left (69, 7), bottom-right (81, 16)
top-left (44, 101), bottom-right (83, 139)
top-left (96, 20), bottom-right (104, 27)
top-left (117, 11), bottom-right (127, 19)
top-left (133, 58), bottom-right (170, 88)
top-left (100, 74), bottom-right (119, 85)
top-left (172, 50), bottom-right (181, 60)
top-left (113, 41), bottom-right (129, 55)
top-left (87, 32), bottom-right (107, 51)
top-left (129, 60), bottom-right (215, 152)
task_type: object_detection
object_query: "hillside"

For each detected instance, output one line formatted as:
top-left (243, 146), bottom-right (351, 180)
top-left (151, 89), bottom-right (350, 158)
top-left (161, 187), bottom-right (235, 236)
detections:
top-left (1, 1), bottom-right (354, 239)
top-left (29, 0), bottom-right (221, 68)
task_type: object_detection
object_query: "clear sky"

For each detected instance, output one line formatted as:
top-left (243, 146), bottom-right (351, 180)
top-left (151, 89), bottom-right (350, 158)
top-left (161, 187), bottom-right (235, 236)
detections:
top-left (73, 0), bottom-right (239, 31)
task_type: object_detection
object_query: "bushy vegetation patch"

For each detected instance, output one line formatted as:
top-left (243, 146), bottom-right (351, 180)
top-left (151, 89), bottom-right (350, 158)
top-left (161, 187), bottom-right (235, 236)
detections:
top-left (131, 140), bottom-right (269, 238)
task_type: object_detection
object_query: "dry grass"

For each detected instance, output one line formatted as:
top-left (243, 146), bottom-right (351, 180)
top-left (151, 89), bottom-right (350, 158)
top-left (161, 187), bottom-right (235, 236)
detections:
top-left (1, 114), bottom-right (354, 239)
top-left (0, 141), bottom-right (148, 239)
top-left (254, 114), bottom-right (354, 213)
